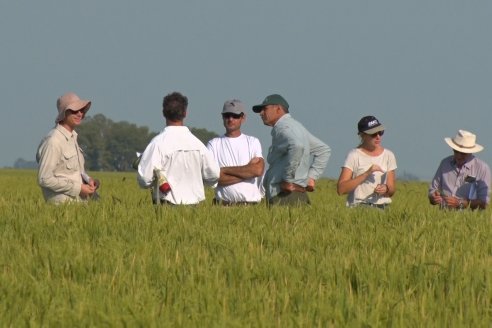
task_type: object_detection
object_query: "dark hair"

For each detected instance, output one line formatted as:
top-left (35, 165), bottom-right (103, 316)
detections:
top-left (162, 92), bottom-right (188, 121)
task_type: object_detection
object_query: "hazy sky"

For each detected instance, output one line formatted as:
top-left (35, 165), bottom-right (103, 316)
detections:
top-left (1, 1), bottom-right (491, 179)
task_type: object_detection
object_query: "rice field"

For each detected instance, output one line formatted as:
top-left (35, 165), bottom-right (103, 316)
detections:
top-left (0, 169), bottom-right (491, 327)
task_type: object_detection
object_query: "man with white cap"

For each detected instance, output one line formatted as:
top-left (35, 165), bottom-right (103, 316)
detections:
top-left (429, 130), bottom-right (491, 210)
top-left (207, 99), bottom-right (264, 205)
top-left (36, 92), bottom-right (98, 204)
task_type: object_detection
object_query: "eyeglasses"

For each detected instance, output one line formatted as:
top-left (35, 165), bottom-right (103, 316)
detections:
top-left (222, 113), bottom-right (243, 119)
top-left (67, 108), bottom-right (88, 115)
top-left (367, 131), bottom-right (384, 137)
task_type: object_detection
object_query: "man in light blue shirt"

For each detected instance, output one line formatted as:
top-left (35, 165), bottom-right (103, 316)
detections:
top-left (252, 94), bottom-right (331, 205)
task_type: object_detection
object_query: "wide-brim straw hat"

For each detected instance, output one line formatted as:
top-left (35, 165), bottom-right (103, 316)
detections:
top-left (444, 129), bottom-right (484, 153)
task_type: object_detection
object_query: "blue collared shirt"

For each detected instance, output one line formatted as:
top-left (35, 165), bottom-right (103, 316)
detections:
top-left (429, 155), bottom-right (491, 203)
top-left (264, 114), bottom-right (331, 199)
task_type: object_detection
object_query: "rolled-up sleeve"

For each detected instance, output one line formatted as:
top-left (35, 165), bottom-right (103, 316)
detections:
top-left (308, 133), bottom-right (331, 180)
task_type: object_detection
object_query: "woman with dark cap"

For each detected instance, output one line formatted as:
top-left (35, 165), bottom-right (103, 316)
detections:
top-left (337, 115), bottom-right (397, 209)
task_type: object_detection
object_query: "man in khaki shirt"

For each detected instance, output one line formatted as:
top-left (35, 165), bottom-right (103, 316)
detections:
top-left (36, 92), bottom-right (98, 204)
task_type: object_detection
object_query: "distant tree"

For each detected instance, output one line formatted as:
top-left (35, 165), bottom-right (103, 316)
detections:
top-left (77, 114), bottom-right (157, 171)
top-left (77, 114), bottom-right (112, 171)
top-left (190, 127), bottom-right (219, 145)
top-left (77, 114), bottom-right (217, 171)
top-left (13, 158), bottom-right (37, 169)
top-left (398, 170), bottom-right (420, 181)
top-left (106, 121), bottom-right (157, 171)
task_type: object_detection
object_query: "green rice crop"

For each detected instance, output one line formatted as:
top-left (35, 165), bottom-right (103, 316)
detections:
top-left (0, 169), bottom-right (491, 327)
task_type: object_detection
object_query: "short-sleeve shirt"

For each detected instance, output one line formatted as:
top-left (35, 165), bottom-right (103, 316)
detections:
top-left (342, 148), bottom-right (397, 206)
top-left (207, 134), bottom-right (264, 202)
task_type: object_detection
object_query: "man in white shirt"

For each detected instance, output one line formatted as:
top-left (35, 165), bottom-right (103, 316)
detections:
top-left (207, 99), bottom-right (264, 205)
top-left (137, 92), bottom-right (220, 205)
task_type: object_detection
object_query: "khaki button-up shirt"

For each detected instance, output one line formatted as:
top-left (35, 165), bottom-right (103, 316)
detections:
top-left (36, 125), bottom-right (85, 204)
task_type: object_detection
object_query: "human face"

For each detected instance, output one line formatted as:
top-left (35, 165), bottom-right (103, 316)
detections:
top-left (222, 112), bottom-right (244, 136)
top-left (361, 130), bottom-right (384, 148)
top-left (62, 107), bottom-right (87, 131)
top-left (453, 149), bottom-right (471, 167)
top-left (258, 104), bottom-right (284, 126)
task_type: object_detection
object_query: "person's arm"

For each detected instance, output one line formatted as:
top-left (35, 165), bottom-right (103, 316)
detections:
top-left (375, 169), bottom-right (396, 197)
top-left (429, 190), bottom-right (443, 206)
top-left (428, 164), bottom-right (444, 206)
top-left (271, 126), bottom-right (304, 184)
top-left (218, 172), bottom-right (243, 186)
top-left (37, 138), bottom-right (81, 197)
top-left (219, 157), bottom-right (264, 186)
top-left (307, 133), bottom-right (331, 181)
top-left (440, 163), bottom-right (490, 210)
top-left (202, 150), bottom-right (221, 187)
top-left (469, 166), bottom-right (491, 209)
top-left (137, 142), bottom-right (159, 189)
top-left (337, 164), bottom-right (383, 195)
top-left (80, 184), bottom-right (96, 198)
top-left (438, 195), bottom-right (485, 210)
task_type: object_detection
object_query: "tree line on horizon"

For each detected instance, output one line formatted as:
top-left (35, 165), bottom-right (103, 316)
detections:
top-left (14, 114), bottom-right (218, 172)
top-left (12, 114), bottom-right (421, 180)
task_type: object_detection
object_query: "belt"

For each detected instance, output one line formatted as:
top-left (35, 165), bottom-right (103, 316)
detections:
top-left (213, 199), bottom-right (259, 206)
top-left (359, 202), bottom-right (388, 209)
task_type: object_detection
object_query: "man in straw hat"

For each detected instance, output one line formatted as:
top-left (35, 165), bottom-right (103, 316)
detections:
top-left (36, 92), bottom-right (99, 204)
top-left (429, 129), bottom-right (491, 210)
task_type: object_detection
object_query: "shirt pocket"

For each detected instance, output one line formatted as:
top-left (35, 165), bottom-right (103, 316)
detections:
top-left (62, 149), bottom-right (78, 171)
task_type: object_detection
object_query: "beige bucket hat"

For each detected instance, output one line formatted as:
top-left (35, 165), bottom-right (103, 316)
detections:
top-left (445, 129), bottom-right (484, 153)
top-left (55, 92), bottom-right (91, 123)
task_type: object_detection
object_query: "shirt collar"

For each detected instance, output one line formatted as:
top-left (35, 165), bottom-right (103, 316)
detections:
top-left (450, 154), bottom-right (475, 169)
top-left (274, 113), bottom-right (290, 127)
top-left (56, 124), bottom-right (77, 140)
top-left (164, 125), bottom-right (189, 132)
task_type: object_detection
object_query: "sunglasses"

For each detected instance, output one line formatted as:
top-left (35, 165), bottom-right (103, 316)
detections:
top-left (368, 131), bottom-right (384, 137)
top-left (67, 108), bottom-right (88, 115)
top-left (222, 113), bottom-right (243, 119)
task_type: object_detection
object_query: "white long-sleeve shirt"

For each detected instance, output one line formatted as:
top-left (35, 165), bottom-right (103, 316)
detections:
top-left (137, 126), bottom-right (220, 205)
